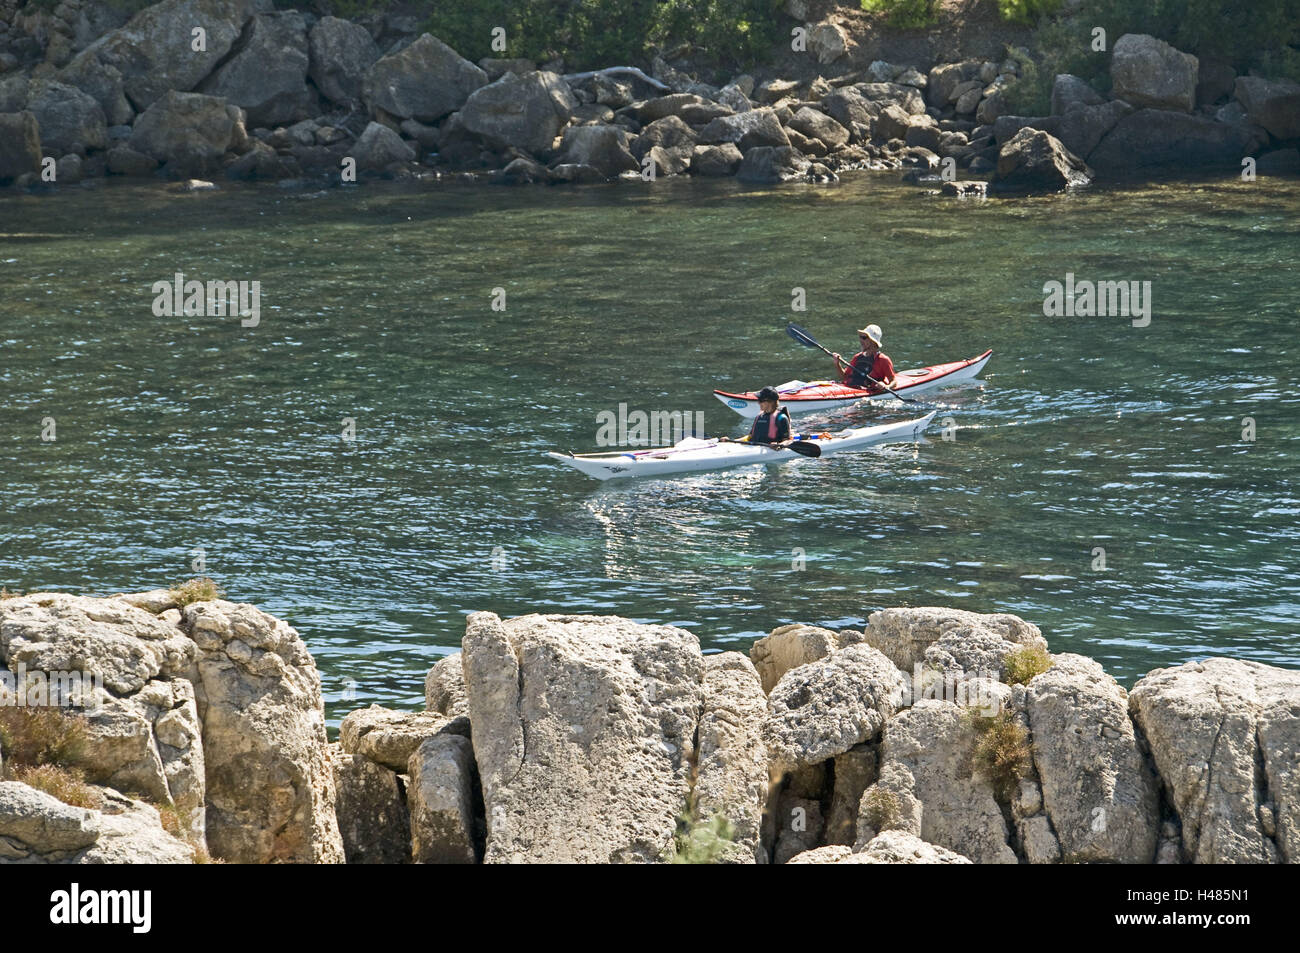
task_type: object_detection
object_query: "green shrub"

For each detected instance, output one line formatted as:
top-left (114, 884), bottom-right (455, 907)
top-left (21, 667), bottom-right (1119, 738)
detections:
top-left (1004, 644), bottom-right (1053, 685)
top-left (860, 0), bottom-right (939, 29)
top-left (998, 0), bottom-right (1062, 24)
top-left (169, 577), bottom-right (223, 607)
top-left (670, 811), bottom-right (737, 864)
top-left (968, 709), bottom-right (1031, 801)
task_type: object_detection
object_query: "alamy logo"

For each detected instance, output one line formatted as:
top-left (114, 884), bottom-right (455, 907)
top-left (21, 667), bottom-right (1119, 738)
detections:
top-left (0, 664), bottom-right (103, 711)
top-left (151, 271), bottom-right (261, 327)
top-left (50, 884), bottom-right (151, 933)
top-left (595, 404), bottom-right (706, 447)
top-left (1042, 272), bottom-right (1151, 327)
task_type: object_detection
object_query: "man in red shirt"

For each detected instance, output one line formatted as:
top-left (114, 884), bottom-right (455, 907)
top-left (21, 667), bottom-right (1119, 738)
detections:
top-left (832, 324), bottom-right (896, 392)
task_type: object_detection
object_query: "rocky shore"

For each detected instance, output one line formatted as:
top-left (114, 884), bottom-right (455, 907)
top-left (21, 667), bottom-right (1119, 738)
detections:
top-left (1, 590), bottom-right (1296, 864)
top-left (0, 0), bottom-right (1297, 196)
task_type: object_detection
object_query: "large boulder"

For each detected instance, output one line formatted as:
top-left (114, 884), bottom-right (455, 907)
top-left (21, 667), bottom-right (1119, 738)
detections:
top-left (351, 120), bottom-right (415, 171)
top-left (554, 124), bottom-right (639, 178)
top-left (307, 15), bottom-right (379, 105)
top-left (1027, 654), bottom-right (1160, 862)
top-left (0, 111), bottom-right (41, 182)
top-left (808, 20), bottom-right (849, 65)
top-left (992, 127), bottom-right (1093, 193)
top-left (74, 789), bottom-right (194, 863)
top-left (363, 33), bottom-right (487, 123)
top-left (693, 653), bottom-right (768, 863)
top-left (787, 106), bottom-right (849, 149)
top-left (862, 607), bottom-right (1045, 675)
top-left (1089, 108), bottom-right (1257, 170)
top-left (631, 114), bottom-right (696, 175)
top-left (424, 653), bottom-right (469, 717)
top-left (749, 624), bottom-right (848, 694)
top-left (328, 744), bottom-right (410, 865)
top-left (198, 11), bottom-right (314, 127)
top-left (690, 142), bottom-right (742, 176)
top-left (735, 145), bottom-right (811, 183)
top-left (129, 91), bottom-right (241, 176)
top-left (181, 600), bottom-right (343, 864)
top-left (763, 643), bottom-right (906, 770)
top-left (459, 70), bottom-right (577, 155)
top-left (1130, 658), bottom-right (1300, 863)
top-left (461, 612), bottom-right (703, 863)
top-left (1056, 99), bottom-right (1134, 161)
top-left (0, 594), bottom-right (204, 837)
top-left (698, 108), bottom-right (790, 151)
top-left (408, 735), bottom-right (477, 864)
top-left (788, 830), bottom-right (972, 863)
top-left (1110, 33), bottom-right (1198, 112)
top-left (25, 79), bottom-right (107, 153)
top-left (1234, 76), bottom-right (1300, 141)
top-left (855, 81), bottom-right (926, 115)
top-left (338, 704), bottom-right (466, 772)
top-left (1050, 74), bottom-right (1104, 116)
top-left (821, 87), bottom-right (881, 133)
top-left (57, 54), bottom-right (133, 126)
top-left (0, 780), bottom-right (98, 861)
top-left (862, 700), bottom-right (1019, 863)
top-left (66, 0), bottom-right (271, 112)
top-left (873, 103), bottom-right (912, 142)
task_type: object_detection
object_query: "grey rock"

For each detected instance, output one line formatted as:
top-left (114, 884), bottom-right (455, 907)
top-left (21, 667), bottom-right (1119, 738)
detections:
top-left (788, 106), bottom-right (849, 149)
top-left (736, 144), bottom-right (811, 183)
top-left (350, 120), bottom-right (415, 170)
top-left (1110, 33), bottom-right (1198, 112)
top-left (1050, 74), bottom-right (1104, 116)
top-left (1089, 108), bottom-right (1257, 170)
top-left (129, 91), bottom-right (240, 176)
top-left (555, 124), bottom-right (638, 178)
top-left (0, 110), bottom-right (41, 181)
top-left (1057, 99), bottom-right (1134, 160)
top-left (329, 744), bottom-right (411, 864)
top-left (408, 734), bottom-right (476, 864)
top-left (1234, 75), bottom-right (1300, 141)
top-left (459, 70), bottom-right (576, 155)
top-left (690, 142), bottom-right (742, 176)
top-left (992, 126), bottom-right (1093, 193)
top-left (363, 33), bottom-right (487, 122)
top-left (199, 11), bottom-right (315, 126)
top-left (308, 16), bottom-right (379, 105)
top-left (698, 107), bottom-right (790, 151)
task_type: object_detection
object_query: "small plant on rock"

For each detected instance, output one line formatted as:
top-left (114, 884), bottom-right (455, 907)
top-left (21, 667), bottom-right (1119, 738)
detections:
top-left (0, 707), bottom-right (89, 768)
top-left (1004, 644), bottom-right (1053, 685)
top-left (860, 787), bottom-right (904, 833)
top-left (670, 811), bottom-right (737, 864)
top-left (169, 577), bottom-right (223, 607)
top-left (969, 709), bottom-right (1032, 801)
top-left (9, 763), bottom-right (103, 809)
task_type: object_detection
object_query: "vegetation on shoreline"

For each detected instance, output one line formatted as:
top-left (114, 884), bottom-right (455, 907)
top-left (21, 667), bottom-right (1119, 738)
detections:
top-left (0, 707), bottom-right (102, 809)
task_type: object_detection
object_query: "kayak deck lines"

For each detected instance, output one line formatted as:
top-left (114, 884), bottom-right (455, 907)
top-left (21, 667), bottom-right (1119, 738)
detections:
top-left (715, 349), bottom-right (992, 417)
top-left (548, 411), bottom-right (937, 481)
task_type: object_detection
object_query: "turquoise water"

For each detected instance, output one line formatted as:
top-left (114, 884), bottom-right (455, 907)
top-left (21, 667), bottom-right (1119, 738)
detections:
top-left (1, 173), bottom-right (1297, 725)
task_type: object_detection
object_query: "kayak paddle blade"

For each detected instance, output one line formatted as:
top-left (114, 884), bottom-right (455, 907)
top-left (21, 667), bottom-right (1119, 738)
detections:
top-left (786, 322), bottom-right (821, 350)
top-left (786, 440), bottom-right (821, 458)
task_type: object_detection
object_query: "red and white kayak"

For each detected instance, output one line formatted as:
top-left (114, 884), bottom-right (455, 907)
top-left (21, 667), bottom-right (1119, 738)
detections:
top-left (714, 349), bottom-right (992, 417)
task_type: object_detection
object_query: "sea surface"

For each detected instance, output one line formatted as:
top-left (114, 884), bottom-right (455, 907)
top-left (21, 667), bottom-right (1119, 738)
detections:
top-left (2, 172), bottom-right (1297, 725)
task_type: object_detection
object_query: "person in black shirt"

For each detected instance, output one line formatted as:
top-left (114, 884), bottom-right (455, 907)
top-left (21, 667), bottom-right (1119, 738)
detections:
top-left (721, 387), bottom-right (792, 447)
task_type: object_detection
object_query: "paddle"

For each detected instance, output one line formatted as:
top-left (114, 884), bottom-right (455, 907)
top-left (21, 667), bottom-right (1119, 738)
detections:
top-left (785, 322), bottom-right (919, 404)
top-left (633, 437), bottom-right (821, 458)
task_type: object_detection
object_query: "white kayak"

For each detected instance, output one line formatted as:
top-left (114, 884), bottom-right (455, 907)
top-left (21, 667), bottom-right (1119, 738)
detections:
top-left (548, 412), bottom-right (936, 481)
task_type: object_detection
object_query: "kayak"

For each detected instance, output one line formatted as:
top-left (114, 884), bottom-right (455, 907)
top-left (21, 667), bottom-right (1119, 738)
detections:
top-left (548, 411), bottom-right (936, 481)
top-left (714, 349), bottom-right (992, 417)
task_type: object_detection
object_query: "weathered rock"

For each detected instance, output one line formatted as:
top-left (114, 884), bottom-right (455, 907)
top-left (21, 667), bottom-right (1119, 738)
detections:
top-left (329, 744), bottom-right (410, 864)
top-left (408, 734), bottom-right (476, 864)
top-left (856, 81), bottom-right (925, 115)
top-left (992, 126), bottom-right (1092, 193)
top-left (0, 780), bottom-right (98, 858)
top-left (785, 844), bottom-right (853, 864)
top-left (1056, 99), bottom-right (1134, 160)
top-left (904, 121), bottom-right (943, 153)
top-left (67, 0), bottom-right (270, 112)
top-left (772, 792), bottom-right (823, 863)
top-left (631, 114), bottom-right (696, 175)
top-left (1050, 74), bottom-right (1104, 116)
top-left (479, 57), bottom-right (537, 82)
top-left (862, 607), bottom-right (1045, 674)
top-left (363, 33), bottom-right (487, 123)
top-left (351, 120), bottom-right (415, 170)
top-left (690, 142), bottom-right (742, 176)
top-left (825, 743), bottom-right (878, 845)
top-left (462, 612), bottom-right (703, 863)
top-left (864, 700), bottom-right (1018, 863)
top-left (1110, 33), bottom-right (1198, 112)
top-left (495, 155), bottom-right (550, 184)
top-left (129, 91), bottom-right (239, 176)
top-left (1195, 59), bottom-right (1237, 106)
top-left (549, 162), bottom-right (605, 183)
top-left (592, 73), bottom-right (634, 108)
top-left (459, 70), bottom-right (577, 155)
top-left (424, 653), bottom-right (468, 717)
top-left (856, 829), bottom-right (972, 863)
top-left (993, 114), bottom-right (1061, 145)
top-left (199, 11), bottom-right (314, 127)
top-left (182, 600), bottom-right (343, 864)
top-left (749, 624), bottom-right (843, 694)
top-left (755, 78), bottom-right (800, 104)
top-left (736, 144), bottom-right (811, 183)
top-left (928, 61), bottom-right (983, 107)
top-left (76, 789), bottom-right (193, 864)
top-left (698, 108), bottom-right (790, 151)
top-left (55, 154), bottom-right (84, 184)
top-left (623, 93), bottom-right (707, 124)
top-left (1027, 654), bottom-right (1159, 862)
top-left (106, 144), bottom-right (157, 176)
top-left (307, 15), bottom-right (379, 105)
top-left (1089, 108), bottom-right (1257, 170)
top-left (821, 87), bottom-right (880, 132)
top-left (874, 103), bottom-right (912, 142)
top-left (716, 84), bottom-right (752, 113)
top-left (555, 124), bottom-right (638, 178)
top-left (56, 54), bottom-right (132, 126)
top-left (693, 653), bottom-right (768, 863)
top-left (1234, 76), bottom-right (1300, 141)
top-left (1130, 658), bottom-right (1300, 863)
top-left (976, 89), bottom-right (1005, 125)
top-left (224, 139), bottom-right (293, 179)
top-left (0, 111), bottom-right (41, 181)
top-left (339, 704), bottom-right (466, 772)
top-left (788, 106), bottom-right (849, 149)
top-left (26, 79), bottom-right (106, 153)
top-left (808, 20), bottom-right (849, 65)
top-left (763, 643), bottom-right (906, 770)
top-left (940, 180), bottom-right (988, 198)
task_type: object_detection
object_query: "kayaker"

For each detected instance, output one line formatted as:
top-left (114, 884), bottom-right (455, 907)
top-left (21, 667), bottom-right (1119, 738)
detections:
top-left (721, 387), bottom-right (791, 446)
top-left (832, 324), bottom-right (896, 392)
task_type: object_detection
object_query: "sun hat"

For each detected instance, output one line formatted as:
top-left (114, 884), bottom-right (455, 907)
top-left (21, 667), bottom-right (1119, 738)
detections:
top-left (857, 324), bottom-right (882, 346)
